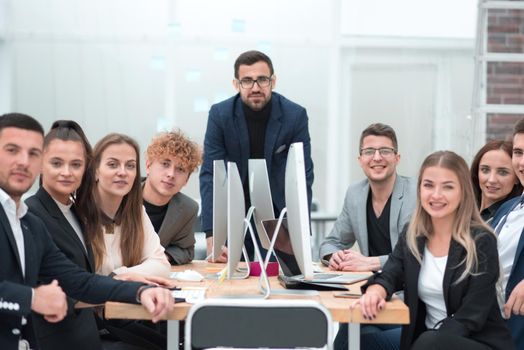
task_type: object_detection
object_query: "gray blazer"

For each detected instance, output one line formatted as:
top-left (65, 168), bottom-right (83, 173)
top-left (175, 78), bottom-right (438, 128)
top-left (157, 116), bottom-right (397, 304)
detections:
top-left (319, 175), bottom-right (416, 267)
top-left (156, 192), bottom-right (198, 265)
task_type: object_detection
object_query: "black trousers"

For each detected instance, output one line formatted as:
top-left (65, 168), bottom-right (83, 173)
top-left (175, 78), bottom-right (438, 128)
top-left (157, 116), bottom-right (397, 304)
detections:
top-left (411, 330), bottom-right (490, 350)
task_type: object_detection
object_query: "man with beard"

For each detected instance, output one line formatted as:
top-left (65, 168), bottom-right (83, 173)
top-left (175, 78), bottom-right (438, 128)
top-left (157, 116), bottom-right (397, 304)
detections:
top-left (200, 50), bottom-right (314, 261)
top-left (319, 123), bottom-right (416, 350)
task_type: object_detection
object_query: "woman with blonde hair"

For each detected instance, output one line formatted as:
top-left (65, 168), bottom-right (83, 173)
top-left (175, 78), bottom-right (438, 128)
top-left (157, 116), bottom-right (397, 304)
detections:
top-left (358, 151), bottom-right (514, 349)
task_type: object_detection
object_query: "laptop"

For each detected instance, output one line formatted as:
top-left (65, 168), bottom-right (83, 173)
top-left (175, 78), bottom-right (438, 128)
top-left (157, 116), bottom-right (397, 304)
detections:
top-left (261, 219), bottom-right (371, 285)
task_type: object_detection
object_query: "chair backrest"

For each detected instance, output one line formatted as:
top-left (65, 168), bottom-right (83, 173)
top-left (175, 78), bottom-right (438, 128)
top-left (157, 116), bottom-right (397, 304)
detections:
top-left (185, 299), bottom-right (333, 350)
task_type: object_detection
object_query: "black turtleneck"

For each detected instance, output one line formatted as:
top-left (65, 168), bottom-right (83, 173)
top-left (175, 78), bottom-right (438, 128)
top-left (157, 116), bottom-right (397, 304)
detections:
top-left (243, 101), bottom-right (272, 159)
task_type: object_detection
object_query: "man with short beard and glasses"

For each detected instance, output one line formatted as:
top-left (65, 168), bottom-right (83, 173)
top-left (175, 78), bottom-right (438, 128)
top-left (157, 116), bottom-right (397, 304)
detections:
top-left (200, 50), bottom-right (314, 262)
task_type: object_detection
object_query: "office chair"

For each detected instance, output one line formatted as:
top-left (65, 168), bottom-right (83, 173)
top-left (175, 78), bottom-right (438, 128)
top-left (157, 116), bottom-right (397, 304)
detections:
top-left (185, 299), bottom-right (333, 349)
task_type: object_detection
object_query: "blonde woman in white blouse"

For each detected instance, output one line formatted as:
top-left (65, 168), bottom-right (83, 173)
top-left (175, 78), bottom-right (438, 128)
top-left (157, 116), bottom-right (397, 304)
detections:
top-left (92, 133), bottom-right (171, 281)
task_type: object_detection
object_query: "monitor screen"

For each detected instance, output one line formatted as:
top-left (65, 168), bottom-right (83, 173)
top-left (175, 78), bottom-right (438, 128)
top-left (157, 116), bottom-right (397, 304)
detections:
top-left (261, 218), bottom-right (302, 277)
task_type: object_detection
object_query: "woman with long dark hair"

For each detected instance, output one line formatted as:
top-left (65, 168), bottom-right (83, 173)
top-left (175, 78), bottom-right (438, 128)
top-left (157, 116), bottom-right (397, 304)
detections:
top-left (26, 120), bottom-right (103, 350)
top-left (470, 140), bottom-right (521, 222)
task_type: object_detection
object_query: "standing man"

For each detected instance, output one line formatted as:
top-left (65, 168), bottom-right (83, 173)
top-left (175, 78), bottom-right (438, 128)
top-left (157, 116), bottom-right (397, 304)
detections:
top-left (319, 123), bottom-right (416, 349)
top-left (491, 118), bottom-right (524, 349)
top-left (143, 129), bottom-right (202, 265)
top-left (0, 113), bottom-right (173, 350)
top-left (200, 50), bottom-right (314, 261)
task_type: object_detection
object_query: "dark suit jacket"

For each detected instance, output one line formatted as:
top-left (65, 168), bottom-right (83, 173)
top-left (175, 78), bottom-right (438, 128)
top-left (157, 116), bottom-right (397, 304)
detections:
top-left (0, 202), bottom-right (143, 350)
top-left (26, 188), bottom-right (101, 350)
top-left (199, 92), bottom-right (314, 233)
top-left (156, 192), bottom-right (198, 264)
top-left (364, 228), bottom-right (515, 350)
top-left (491, 197), bottom-right (524, 349)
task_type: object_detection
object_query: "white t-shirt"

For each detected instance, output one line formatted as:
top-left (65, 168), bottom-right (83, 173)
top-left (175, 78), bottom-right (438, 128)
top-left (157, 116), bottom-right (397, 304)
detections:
top-left (418, 246), bottom-right (448, 329)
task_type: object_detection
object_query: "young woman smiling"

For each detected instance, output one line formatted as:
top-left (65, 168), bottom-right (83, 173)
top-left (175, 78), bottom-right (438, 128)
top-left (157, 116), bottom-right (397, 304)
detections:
top-left (471, 140), bottom-right (522, 222)
top-left (26, 120), bottom-right (103, 350)
top-left (357, 151), bottom-right (515, 350)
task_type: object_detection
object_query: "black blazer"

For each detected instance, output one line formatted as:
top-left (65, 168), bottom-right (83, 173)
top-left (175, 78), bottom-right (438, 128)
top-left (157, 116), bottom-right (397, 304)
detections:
top-left (364, 228), bottom-right (515, 350)
top-left (0, 200), bottom-right (143, 350)
top-left (26, 188), bottom-right (101, 350)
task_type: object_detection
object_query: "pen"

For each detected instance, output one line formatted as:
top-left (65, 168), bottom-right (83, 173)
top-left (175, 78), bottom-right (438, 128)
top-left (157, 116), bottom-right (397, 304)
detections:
top-left (334, 292), bottom-right (361, 299)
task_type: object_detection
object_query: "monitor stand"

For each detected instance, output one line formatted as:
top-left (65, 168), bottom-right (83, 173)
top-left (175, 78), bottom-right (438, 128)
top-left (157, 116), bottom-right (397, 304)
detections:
top-left (257, 207), bottom-right (319, 296)
top-left (213, 207), bottom-right (271, 299)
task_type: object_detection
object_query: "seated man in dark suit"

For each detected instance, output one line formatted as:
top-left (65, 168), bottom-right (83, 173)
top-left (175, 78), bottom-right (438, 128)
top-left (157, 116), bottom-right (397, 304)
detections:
top-left (143, 129), bottom-right (202, 265)
top-left (0, 113), bottom-right (173, 350)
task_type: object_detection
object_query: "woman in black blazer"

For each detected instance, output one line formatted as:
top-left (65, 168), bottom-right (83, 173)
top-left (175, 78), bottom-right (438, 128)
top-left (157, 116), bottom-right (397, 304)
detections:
top-left (358, 151), bottom-right (515, 350)
top-left (26, 120), bottom-right (103, 350)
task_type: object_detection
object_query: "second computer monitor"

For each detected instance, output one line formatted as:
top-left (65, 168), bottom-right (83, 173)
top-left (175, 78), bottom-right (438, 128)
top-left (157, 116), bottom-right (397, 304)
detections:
top-left (227, 162), bottom-right (246, 279)
top-left (284, 142), bottom-right (314, 279)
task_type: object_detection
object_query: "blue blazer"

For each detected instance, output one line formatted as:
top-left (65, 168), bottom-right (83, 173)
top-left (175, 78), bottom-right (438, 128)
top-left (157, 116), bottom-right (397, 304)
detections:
top-left (199, 92), bottom-right (314, 233)
top-left (0, 204), bottom-right (143, 350)
top-left (491, 197), bottom-right (524, 349)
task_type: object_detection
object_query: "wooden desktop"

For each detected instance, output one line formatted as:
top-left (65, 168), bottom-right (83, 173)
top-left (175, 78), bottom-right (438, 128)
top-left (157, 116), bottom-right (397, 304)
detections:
top-left (105, 261), bottom-right (409, 349)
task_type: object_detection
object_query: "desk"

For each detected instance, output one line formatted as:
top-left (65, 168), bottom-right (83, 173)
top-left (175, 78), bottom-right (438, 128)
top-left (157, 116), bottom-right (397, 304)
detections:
top-left (105, 261), bottom-right (408, 350)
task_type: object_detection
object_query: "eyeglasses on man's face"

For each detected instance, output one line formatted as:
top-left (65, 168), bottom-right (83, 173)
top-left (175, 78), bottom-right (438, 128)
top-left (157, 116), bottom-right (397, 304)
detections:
top-left (237, 76), bottom-right (272, 89)
top-left (360, 147), bottom-right (397, 157)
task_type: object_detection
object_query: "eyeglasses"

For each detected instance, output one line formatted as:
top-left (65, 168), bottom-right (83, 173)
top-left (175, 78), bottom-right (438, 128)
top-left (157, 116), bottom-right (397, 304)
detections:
top-left (237, 76), bottom-right (272, 89)
top-left (360, 147), bottom-right (397, 157)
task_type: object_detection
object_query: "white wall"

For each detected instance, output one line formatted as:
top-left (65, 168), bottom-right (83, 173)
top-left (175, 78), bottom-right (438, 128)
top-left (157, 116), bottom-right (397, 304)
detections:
top-left (4, 0), bottom-right (477, 216)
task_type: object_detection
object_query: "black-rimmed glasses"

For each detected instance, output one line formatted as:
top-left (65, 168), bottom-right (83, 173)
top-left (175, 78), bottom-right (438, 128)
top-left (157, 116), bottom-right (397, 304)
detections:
top-left (360, 147), bottom-right (397, 157)
top-left (237, 76), bottom-right (272, 89)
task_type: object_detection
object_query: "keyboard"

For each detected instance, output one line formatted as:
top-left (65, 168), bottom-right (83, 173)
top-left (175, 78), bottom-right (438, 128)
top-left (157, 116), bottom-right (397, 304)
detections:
top-left (172, 288), bottom-right (206, 303)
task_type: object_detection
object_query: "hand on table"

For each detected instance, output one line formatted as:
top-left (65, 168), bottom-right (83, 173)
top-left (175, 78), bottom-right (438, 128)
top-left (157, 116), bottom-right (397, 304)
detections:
top-left (353, 284), bottom-right (387, 320)
top-left (139, 287), bottom-right (174, 323)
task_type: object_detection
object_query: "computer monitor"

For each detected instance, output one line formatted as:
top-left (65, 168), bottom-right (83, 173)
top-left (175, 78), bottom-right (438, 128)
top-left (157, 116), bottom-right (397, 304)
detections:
top-left (248, 159), bottom-right (275, 250)
top-left (227, 162), bottom-right (247, 279)
top-left (212, 160), bottom-right (228, 261)
top-left (284, 142), bottom-right (314, 279)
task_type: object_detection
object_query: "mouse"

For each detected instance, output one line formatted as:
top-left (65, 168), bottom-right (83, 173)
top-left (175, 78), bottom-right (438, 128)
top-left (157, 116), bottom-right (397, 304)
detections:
top-left (172, 269), bottom-right (204, 282)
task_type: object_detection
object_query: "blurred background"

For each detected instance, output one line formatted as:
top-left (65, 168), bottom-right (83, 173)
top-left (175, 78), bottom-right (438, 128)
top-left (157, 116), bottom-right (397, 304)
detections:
top-left (0, 0), bottom-right (522, 223)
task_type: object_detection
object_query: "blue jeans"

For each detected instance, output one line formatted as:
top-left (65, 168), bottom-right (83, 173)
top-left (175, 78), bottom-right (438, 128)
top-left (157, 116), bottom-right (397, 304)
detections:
top-left (334, 323), bottom-right (401, 350)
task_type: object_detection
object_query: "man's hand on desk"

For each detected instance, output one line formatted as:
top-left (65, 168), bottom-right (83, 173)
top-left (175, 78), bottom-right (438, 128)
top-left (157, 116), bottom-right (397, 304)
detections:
top-left (138, 287), bottom-right (174, 323)
top-left (206, 236), bottom-right (228, 263)
top-left (329, 250), bottom-right (381, 272)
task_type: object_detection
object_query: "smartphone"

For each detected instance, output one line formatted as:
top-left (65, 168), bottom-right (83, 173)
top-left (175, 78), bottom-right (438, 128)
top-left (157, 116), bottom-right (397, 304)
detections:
top-left (334, 292), bottom-right (361, 298)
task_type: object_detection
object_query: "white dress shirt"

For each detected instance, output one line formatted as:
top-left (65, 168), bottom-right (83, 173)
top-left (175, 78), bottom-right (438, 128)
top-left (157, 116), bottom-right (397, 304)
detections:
top-left (0, 188), bottom-right (28, 276)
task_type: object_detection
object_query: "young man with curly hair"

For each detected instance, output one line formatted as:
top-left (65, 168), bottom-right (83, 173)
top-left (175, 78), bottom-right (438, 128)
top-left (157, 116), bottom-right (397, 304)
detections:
top-left (143, 129), bottom-right (202, 265)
